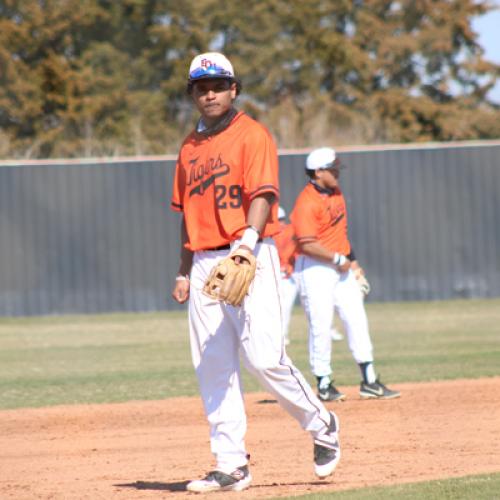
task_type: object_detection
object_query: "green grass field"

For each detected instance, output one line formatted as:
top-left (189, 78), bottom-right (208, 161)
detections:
top-left (282, 473), bottom-right (500, 500)
top-left (1, 298), bottom-right (498, 410)
top-left (1, 298), bottom-right (499, 499)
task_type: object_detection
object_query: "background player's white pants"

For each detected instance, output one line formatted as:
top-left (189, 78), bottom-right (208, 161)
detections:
top-left (280, 273), bottom-right (299, 342)
top-left (188, 240), bottom-right (335, 473)
top-left (296, 255), bottom-right (373, 379)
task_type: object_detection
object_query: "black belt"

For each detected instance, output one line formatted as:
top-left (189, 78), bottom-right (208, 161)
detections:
top-left (208, 244), bottom-right (231, 251)
top-left (206, 238), bottom-right (264, 252)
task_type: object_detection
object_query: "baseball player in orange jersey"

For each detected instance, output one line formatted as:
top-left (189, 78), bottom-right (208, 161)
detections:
top-left (274, 207), bottom-right (344, 345)
top-left (171, 53), bottom-right (340, 493)
top-left (290, 147), bottom-right (401, 402)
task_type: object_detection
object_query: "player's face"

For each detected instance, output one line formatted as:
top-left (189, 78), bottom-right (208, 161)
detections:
top-left (316, 166), bottom-right (340, 190)
top-left (191, 78), bottom-right (237, 126)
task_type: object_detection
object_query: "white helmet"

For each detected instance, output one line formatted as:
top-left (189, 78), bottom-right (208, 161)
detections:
top-left (305, 147), bottom-right (343, 170)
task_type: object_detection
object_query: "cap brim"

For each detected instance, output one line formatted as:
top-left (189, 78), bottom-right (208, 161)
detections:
top-left (189, 74), bottom-right (234, 82)
top-left (315, 159), bottom-right (346, 170)
top-left (189, 66), bottom-right (234, 81)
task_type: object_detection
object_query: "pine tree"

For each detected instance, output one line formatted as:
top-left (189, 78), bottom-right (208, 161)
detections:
top-left (0, 0), bottom-right (498, 158)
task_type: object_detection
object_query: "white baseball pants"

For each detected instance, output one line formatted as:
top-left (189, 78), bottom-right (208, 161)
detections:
top-left (296, 255), bottom-right (374, 378)
top-left (188, 239), bottom-right (335, 473)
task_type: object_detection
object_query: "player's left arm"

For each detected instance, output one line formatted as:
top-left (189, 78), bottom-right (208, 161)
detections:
top-left (240, 125), bottom-right (279, 248)
top-left (246, 192), bottom-right (275, 234)
top-left (236, 192), bottom-right (275, 255)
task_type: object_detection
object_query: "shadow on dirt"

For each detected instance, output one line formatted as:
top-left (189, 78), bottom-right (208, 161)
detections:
top-left (115, 481), bottom-right (189, 492)
top-left (115, 479), bottom-right (329, 492)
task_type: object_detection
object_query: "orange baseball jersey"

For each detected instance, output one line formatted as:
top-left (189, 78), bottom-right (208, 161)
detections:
top-left (290, 182), bottom-right (351, 255)
top-left (273, 222), bottom-right (297, 276)
top-left (171, 111), bottom-right (280, 251)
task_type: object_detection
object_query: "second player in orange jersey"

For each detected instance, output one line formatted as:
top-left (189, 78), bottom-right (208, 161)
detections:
top-left (291, 147), bottom-right (401, 402)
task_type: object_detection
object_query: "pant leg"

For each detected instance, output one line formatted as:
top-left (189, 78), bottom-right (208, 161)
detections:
top-left (334, 270), bottom-right (374, 363)
top-left (188, 250), bottom-right (248, 473)
top-left (296, 255), bottom-right (338, 378)
top-left (239, 241), bottom-right (334, 437)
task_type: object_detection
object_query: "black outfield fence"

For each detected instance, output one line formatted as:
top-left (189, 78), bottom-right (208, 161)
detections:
top-left (1, 141), bottom-right (499, 316)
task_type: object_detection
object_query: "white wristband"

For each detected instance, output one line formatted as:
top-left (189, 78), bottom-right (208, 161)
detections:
top-left (239, 226), bottom-right (260, 251)
top-left (175, 274), bottom-right (189, 282)
top-left (332, 253), bottom-right (347, 267)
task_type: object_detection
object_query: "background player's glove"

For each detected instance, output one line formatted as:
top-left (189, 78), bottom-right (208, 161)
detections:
top-left (353, 267), bottom-right (371, 296)
top-left (203, 249), bottom-right (257, 306)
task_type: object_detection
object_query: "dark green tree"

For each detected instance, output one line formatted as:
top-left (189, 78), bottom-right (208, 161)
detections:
top-left (0, 0), bottom-right (498, 158)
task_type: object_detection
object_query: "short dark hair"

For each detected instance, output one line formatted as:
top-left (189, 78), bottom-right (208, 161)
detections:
top-left (305, 168), bottom-right (316, 179)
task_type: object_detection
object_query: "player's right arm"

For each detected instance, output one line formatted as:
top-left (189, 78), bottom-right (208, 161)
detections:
top-left (170, 152), bottom-right (193, 303)
top-left (291, 191), bottom-right (350, 273)
top-left (298, 240), bottom-right (351, 273)
top-left (171, 217), bottom-right (193, 304)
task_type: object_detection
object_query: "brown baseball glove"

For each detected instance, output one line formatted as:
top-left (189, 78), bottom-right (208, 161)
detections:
top-left (203, 249), bottom-right (257, 306)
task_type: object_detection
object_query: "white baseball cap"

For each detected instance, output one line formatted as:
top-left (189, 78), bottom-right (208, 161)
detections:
top-left (305, 147), bottom-right (344, 171)
top-left (188, 52), bottom-right (235, 82)
top-left (278, 206), bottom-right (286, 220)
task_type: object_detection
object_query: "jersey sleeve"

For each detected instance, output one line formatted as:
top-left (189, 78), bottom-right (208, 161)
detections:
top-left (241, 125), bottom-right (279, 201)
top-left (291, 192), bottom-right (319, 242)
top-left (170, 156), bottom-right (185, 213)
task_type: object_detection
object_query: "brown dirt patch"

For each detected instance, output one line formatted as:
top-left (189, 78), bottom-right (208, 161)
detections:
top-left (2, 378), bottom-right (500, 499)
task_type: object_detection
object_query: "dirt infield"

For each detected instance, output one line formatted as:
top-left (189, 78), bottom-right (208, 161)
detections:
top-left (2, 378), bottom-right (500, 499)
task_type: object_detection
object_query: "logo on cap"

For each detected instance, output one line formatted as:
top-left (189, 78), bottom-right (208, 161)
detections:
top-left (201, 58), bottom-right (216, 69)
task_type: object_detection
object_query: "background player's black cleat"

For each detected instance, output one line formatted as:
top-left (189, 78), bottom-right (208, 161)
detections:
top-left (359, 379), bottom-right (400, 399)
top-left (317, 380), bottom-right (346, 402)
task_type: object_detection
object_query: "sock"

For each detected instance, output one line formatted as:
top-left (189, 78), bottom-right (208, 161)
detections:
top-left (359, 362), bottom-right (377, 384)
top-left (317, 375), bottom-right (331, 390)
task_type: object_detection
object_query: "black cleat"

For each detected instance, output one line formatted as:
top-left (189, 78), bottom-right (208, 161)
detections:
top-left (360, 379), bottom-right (401, 399)
top-left (318, 381), bottom-right (346, 402)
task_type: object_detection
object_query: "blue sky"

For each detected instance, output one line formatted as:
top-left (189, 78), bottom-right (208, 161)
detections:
top-left (472, 2), bottom-right (500, 102)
